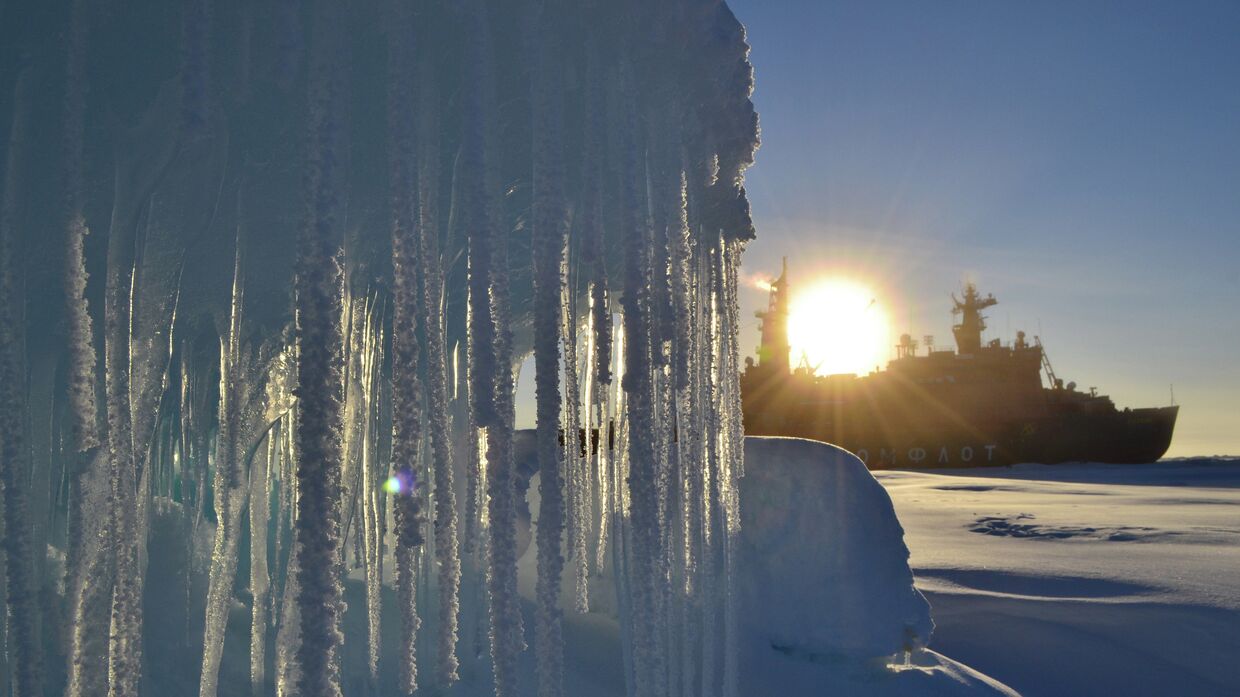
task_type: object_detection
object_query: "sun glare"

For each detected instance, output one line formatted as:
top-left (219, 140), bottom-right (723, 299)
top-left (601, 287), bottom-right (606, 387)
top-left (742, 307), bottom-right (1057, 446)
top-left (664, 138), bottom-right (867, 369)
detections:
top-left (787, 279), bottom-right (892, 376)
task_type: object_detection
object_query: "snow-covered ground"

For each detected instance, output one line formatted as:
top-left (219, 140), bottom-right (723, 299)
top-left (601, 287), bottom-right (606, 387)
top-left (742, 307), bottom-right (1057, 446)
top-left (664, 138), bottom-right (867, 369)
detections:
top-left (876, 458), bottom-right (1240, 697)
top-left (141, 439), bottom-right (1240, 696)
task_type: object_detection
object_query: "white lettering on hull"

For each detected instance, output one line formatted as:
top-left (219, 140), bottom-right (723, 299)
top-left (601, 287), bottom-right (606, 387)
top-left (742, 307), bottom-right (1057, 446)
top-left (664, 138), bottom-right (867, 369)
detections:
top-left (855, 444), bottom-right (999, 466)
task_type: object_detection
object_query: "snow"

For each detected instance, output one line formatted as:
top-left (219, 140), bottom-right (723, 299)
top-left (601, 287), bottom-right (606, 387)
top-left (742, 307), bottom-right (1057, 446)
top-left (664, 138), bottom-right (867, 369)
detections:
top-left (139, 433), bottom-right (1240, 697)
top-left (877, 457), bottom-right (1240, 696)
top-left (513, 435), bottom-right (1017, 697)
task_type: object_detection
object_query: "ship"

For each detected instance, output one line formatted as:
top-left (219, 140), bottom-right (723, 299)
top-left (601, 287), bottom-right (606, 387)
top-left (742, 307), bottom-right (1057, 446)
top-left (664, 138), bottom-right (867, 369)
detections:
top-left (740, 260), bottom-right (1178, 468)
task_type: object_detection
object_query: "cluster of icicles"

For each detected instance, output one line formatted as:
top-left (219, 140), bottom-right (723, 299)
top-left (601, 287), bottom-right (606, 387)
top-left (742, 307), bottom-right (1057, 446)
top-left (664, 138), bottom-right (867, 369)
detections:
top-left (0, 0), bottom-right (758, 696)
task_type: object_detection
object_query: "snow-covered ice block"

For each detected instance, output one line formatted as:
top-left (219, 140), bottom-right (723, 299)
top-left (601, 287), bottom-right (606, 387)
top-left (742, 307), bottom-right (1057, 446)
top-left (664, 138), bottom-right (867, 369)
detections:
top-left (739, 437), bottom-right (1018, 695)
top-left (739, 436), bottom-right (933, 659)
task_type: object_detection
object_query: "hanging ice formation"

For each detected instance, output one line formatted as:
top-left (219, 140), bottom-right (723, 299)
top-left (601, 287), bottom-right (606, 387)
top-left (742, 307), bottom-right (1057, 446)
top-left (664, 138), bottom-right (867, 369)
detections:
top-left (388, 2), bottom-right (428, 693)
top-left (0, 0), bottom-right (756, 695)
top-left (292, 2), bottom-right (348, 696)
top-left (1, 58), bottom-right (44, 697)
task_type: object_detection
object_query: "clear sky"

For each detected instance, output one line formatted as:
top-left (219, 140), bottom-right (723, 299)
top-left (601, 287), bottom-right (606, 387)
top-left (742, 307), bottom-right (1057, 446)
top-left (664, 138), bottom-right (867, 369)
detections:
top-left (727, 0), bottom-right (1240, 456)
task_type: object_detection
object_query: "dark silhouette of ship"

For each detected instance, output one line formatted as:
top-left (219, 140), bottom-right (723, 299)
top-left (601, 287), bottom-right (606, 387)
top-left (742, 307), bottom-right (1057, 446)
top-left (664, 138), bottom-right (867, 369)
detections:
top-left (741, 260), bottom-right (1178, 467)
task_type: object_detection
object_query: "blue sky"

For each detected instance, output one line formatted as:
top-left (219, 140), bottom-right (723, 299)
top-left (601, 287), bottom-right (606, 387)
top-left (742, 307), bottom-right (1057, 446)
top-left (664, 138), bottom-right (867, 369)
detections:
top-left (726, 0), bottom-right (1240, 456)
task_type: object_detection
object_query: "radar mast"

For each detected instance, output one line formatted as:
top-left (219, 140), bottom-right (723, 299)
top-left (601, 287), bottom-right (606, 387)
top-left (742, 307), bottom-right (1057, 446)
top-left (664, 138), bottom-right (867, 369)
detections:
top-left (951, 282), bottom-right (997, 354)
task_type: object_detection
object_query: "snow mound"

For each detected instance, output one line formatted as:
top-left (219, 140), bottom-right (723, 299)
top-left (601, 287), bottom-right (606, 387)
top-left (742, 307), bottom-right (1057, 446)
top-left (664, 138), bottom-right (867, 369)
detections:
top-left (738, 437), bottom-right (1017, 696)
top-left (739, 437), bottom-right (932, 658)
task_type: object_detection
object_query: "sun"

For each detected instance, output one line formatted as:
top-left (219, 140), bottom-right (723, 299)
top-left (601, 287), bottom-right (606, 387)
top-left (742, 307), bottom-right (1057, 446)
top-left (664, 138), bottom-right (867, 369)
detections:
top-left (787, 279), bottom-right (892, 376)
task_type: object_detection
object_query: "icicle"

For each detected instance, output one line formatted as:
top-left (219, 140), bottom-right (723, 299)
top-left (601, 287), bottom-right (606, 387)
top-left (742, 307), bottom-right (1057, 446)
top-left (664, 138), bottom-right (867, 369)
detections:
top-left (390, 177), bottom-right (424, 687)
top-left (616, 52), bottom-right (668, 696)
top-left (580, 294), bottom-right (598, 571)
top-left (388, 2), bottom-right (427, 693)
top-left (683, 241), bottom-right (710, 697)
top-left (530, 1), bottom-right (569, 694)
top-left (104, 258), bottom-right (142, 697)
top-left (292, 1), bottom-right (348, 694)
top-left (0, 63), bottom-right (44, 697)
top-left (57, 0), bottom-right (94, 664)
top-left (669, 178), bottom-right (694, 394)
top-left (275, 524), bottom-right (302, 697)
top-left (200, 221), bottom-right (251, 697)
top-left (611, 324), bottom-right (640, 697)
top-left (669, 169), bottom-right (697, 697)
top-left (460, 1), bottom-right (523, 694)
top-left (718, 238), bottom-right (745, 697)
top-left (339, 288), bottom-right (365, 575)
top-left (273, 408), bottom-right (299, 697)
top-left (582, 47), bottom-right (612, 390)
top-left (484, 154), bottom-right (524, 697)
top-left (65, 446), bottom-right (112, 697)
top-left (464, 0), bottom-right (498, 435)
top-left (460, 283), bottom-right (489, 667)
top-left (419, 81), bottom-right (463, 683)
top-left (463, 299), bottom-right (481, 562)
top-left (251, 421), bottom-right (275, 697)
top-left (490, 136), bottom-right (525, 697)
top-left (64, 436), bottom-right (111, 697)
top-left (62, 0), bottom-right (99, 456)
top-left (358, 296), bottom-right (385, 688)
top-left (564, 279), bottom-right (589, 613)
top-left (470, 423), bottom-right (490, 660)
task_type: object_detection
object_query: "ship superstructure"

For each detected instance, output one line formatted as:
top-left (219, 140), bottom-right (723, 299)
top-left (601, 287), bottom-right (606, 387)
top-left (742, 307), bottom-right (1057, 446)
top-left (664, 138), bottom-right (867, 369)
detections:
top-left (741, 266), bottom-right (1178, 467)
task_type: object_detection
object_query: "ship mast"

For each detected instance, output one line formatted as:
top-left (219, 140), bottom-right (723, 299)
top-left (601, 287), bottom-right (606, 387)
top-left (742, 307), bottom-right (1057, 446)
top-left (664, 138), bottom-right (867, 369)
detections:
top-left (755, 257), bottom-right (791, 374)
top-left (951, 282), bottom-right (997, 355)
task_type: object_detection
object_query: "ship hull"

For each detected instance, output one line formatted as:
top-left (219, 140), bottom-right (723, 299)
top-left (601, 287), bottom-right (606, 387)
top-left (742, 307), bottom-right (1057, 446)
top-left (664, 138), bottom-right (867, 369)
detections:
top-left (743, 403), bottom-right (1179, 469)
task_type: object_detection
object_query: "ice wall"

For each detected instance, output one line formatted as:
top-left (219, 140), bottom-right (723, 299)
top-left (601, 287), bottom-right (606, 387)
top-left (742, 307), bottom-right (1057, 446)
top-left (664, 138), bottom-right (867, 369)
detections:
top-left (0, 0), bottom-right (760, 695)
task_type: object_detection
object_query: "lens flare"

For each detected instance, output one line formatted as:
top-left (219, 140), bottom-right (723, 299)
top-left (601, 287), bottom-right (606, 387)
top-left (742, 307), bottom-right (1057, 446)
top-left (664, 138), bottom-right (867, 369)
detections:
top-left (384, 469), bottom-right (417, 496)
top-left (787, 279), bottom-right (891, 376)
